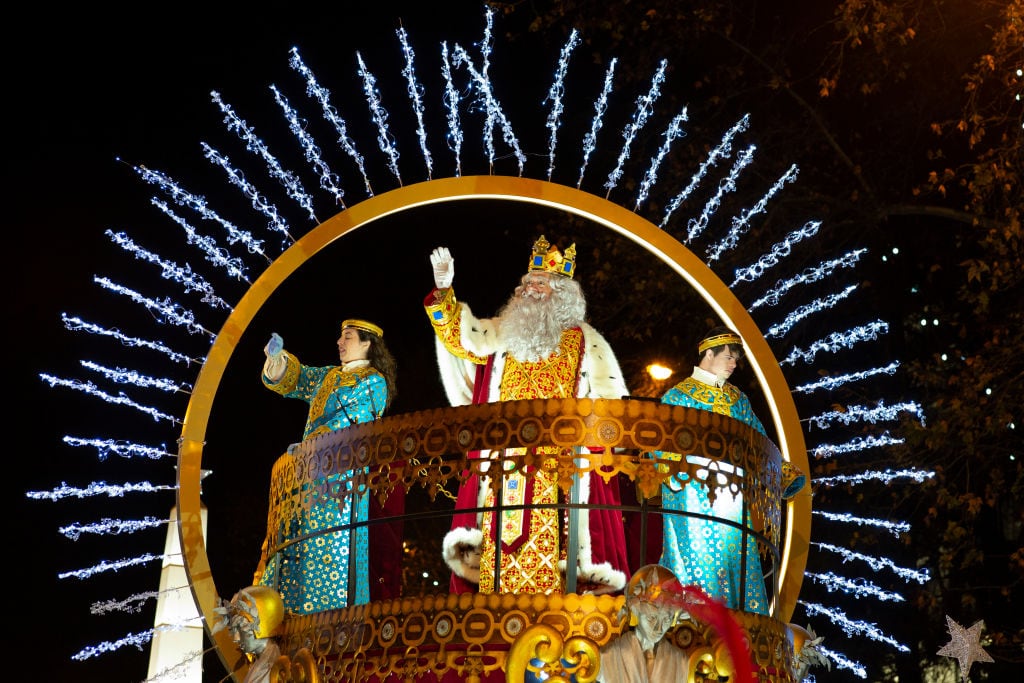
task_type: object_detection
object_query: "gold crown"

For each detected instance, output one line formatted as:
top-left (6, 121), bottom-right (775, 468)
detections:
top-left (528, 235), bottom-right (576, 279)
top-left (698, 331), bottom-right (742, 354)
top-left (342, 318), bottom-right (384, 338)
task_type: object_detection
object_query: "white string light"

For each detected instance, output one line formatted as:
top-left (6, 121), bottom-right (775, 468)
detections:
top-left (211, 91), bottom-right (318, 221)
top-left (289, 47), bottom-right (374, 197)
top-left (544, 29), bottom-right (580, 181)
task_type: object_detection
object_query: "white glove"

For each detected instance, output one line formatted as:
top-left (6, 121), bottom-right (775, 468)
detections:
top-left (264, 332), bottom-right (284, 359)
top-left (430, 247), bottom-right (454, 289)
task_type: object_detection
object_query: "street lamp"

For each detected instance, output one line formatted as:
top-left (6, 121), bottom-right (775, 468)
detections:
top-left (647, 363), bottom-right (674, 381)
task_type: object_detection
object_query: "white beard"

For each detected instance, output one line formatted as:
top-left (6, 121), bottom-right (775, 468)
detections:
top-left (498, 292), bottom-right (566, 362)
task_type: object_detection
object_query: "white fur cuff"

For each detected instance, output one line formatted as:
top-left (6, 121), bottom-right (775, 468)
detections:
top-left (443, 527), bottom-right (483, 584)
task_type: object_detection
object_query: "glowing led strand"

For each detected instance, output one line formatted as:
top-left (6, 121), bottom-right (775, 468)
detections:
top-left (748, 249), bottom-right (866, 310)
top-left (806, 400), bottom-right (926, 430)
top-left (451, 43), bottom-right (526, 174)
top-left (635, 108), bottom-right (688, 210)
top-left (661, 114), bottom-right (750, 228)
top-left (211, 91), bottom-right (318, 222)
top-left (794, 363), bottom-right (900, 395)
top-left (104, 230), bottom-right (231, 310)
top-left (764, 285), bottom-right (859, 338)
top-left (686, 145), bottom-right (755, 243)
top-left (39, 374), bottom-right (179, 423)
top-left (811, 432), bottom-right (905, 458)
top-left (577, 58), bottom-right (617, 189)
top-left (799, 600), bottom-right (911, 652)
top-left (815, 468), bottom-right (935, 487)
top-left (805, 571), bottom-right (906, 602)
top-left (71, 629), bottom-right (158, 661)
top-left (544, 28), bottom-right (580, 181)
top-left (730, 221), bottom-right (822, 287)
top-left (203, 138), bottom-right (299, 238)
top-left (780, 320), bottom-right (889, 366)
top-left (816, 645), bottom-right (868, 679)
top-left (288, 47), bottom-right (374, 197)
top-left (60, 315), bottom-right (196, 365)
top-left (706, 163), bottom-right (799, 263)
top-left (59, 552), bottom-right (166, 580)
top-left (476, 6), bottom-right (497, 167)
top-left (59, 516), bottom-right (167, 541)
top-left (150, 199), bottom-right (250, 283)
top-left (62, 436), bottom-right (174, 461)
top-left (91, 590), bottom-right (161, 615)
top-left (71, 623), bottom-right (198, 662)
top-left (130, 164), bottom-right (266, 259)
top-left (604, 59), bottom-right (668, 198)
top-left (270, 84), bottom-right (345, 211)
top-left (144, 649), bottom-right (206, 682)
top-left (478, 4), bottom-right (494, 75)
top-left (397, 26), bottom-right (433, 180)
top-left (440, 43), bottom-right (464, 177)
top-left (26, 480), bottom-right (175, 501)
top-left (93, 276), bottom-right (213, 337)
top-left (356, 52), bottom-right (402, 185)
top-left (813, 510), bottom-right (911, 537)
top-left (80, 360), bottom-right (191, 394)
top-left (812, 542), bottom-right (931, 584)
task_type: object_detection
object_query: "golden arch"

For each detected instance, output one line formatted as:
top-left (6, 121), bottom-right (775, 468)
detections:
top-left (176, 175), bottom-right (811, 675)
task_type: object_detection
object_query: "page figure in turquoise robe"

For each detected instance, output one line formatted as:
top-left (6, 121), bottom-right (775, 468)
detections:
top-left (657, 327), bottom-right (775, 614)
top-left (257, 319), bottom-right (397, 614)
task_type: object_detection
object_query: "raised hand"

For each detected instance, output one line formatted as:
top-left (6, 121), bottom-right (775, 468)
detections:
top-left (430, 246), bottom-right (454, 289)
top-left (264, 332), bottom-right (284, 359)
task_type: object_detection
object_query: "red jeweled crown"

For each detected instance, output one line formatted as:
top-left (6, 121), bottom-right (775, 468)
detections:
top-left (528, 235), bottom-right (576, 279)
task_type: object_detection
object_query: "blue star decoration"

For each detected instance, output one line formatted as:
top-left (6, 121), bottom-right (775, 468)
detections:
top-left (936, 615), bottom-right (994, 683)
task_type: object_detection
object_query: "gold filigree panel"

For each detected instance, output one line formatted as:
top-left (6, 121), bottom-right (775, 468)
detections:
top-left (273, 593), bottom-right (797, 682)
top-left (258, 399), bottom-right (786, 572)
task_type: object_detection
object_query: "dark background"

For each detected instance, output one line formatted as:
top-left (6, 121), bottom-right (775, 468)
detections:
top-left (8, 4), bottom-right (535, 681)
top-left (7, 2), bottom-right (941, 681)
top-left (9, 5), bottom-right (713, 681)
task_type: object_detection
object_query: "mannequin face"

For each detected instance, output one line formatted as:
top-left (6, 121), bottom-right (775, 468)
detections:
top-left (337, 327), bottom-right (371, 363)
top-left (700, 346), bottom-right (739, 379)
top-left (230, 617), bottom-right (266, 655)
top-left (633, 601), bottom-right (674, 650)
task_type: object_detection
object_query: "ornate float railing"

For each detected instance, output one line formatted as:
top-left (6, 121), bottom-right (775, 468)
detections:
top-left (253, 397), bottom-right (801, 682)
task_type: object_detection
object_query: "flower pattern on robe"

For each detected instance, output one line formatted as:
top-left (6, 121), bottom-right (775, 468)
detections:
top-left (258, 352), bottom-right (386, 613)
top-left (657, 374), bottom-right (770, 614)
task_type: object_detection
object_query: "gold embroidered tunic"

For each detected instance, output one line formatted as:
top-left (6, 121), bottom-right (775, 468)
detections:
top-left (478, 328), bottom-right (583, 593)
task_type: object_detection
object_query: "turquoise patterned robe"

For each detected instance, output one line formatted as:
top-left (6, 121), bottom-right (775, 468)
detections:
top-left (658, 369), bottom-right (770, 614)
top-left (259, 353), bottom-right (386, 613)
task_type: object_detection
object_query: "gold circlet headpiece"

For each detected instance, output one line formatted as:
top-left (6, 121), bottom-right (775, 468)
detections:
top-left (698, 332), bottom-right (743, 354)
top-left (342, 319), bottom-right (384, 338)
top-left (528, 234), bottom-right (576, 279)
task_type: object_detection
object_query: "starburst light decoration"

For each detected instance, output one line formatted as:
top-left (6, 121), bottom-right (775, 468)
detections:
top-left (29, 5), bottom-right (936, 681)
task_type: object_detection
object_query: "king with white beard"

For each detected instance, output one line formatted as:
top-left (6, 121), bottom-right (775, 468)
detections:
top-left (425, 235), bottom-right (631, 595)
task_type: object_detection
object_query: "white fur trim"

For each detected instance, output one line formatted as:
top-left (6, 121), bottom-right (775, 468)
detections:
top-left (442, 527), bottom-right (483, 584)
top-left (579, 324), bottom-right (629, 399)
top-left (434, 336), bottom-right (476, 407)
top-left (577, 560), bottom-right (628, 592)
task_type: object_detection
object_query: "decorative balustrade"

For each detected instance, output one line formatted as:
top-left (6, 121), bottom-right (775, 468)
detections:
top-left (254, 398), bottom-right (798, 682)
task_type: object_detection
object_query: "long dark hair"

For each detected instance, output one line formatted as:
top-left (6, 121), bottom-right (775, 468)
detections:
top-left (358, 329), bottom-right (398, 411)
